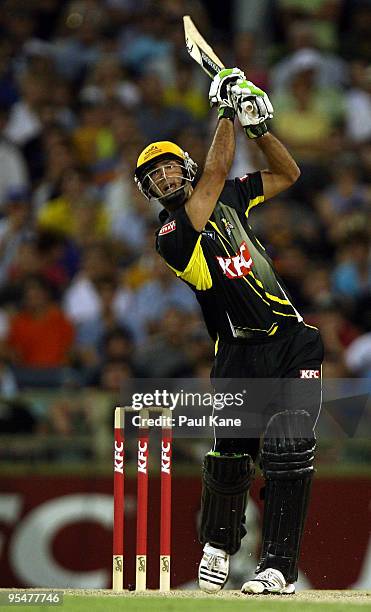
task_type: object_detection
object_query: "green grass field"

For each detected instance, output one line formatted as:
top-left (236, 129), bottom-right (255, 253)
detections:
top-left (60, 594), bottom-right (370, 612)
top-left (1, 591), bottom-right (370, 612)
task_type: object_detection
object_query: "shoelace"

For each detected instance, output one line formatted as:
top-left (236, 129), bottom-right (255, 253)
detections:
top-left (206, 554), bottom-right (226, 572)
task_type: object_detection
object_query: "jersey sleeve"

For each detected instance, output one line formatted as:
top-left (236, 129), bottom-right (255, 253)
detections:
top-left (224, 171), bottom-right (265, 218)
top-left (156, 206), bottom-right (200, 272)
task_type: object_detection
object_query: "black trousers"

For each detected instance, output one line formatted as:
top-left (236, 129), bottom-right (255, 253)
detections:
top-left (212, 323), bottom-right (324, 458)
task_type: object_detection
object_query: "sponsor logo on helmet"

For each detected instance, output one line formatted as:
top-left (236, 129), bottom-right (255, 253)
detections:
top-left (143, 145), bottom-right (161, 160)
top-left (159, 220), bottom-right (176, 235)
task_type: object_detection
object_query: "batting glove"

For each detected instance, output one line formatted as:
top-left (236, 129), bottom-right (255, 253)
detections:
top-left (230, 80), bottom-right (274, 138)
top-left (209, 67), bottom-right (246, 121)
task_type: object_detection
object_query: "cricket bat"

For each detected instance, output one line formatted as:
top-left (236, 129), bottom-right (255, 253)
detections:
top-left (183, 15), bottom-right (253, 111)
top-left (183, 15), bottom-right (224, 78)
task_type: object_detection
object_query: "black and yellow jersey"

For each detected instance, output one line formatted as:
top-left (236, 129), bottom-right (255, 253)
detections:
top-left (156, 171), bottom-right (303, 343)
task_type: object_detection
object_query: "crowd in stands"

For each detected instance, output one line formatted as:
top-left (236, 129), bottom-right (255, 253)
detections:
top-left (0, 0), bottom-right (369, 414)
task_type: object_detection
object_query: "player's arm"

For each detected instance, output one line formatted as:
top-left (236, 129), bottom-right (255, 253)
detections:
top-left (230, 80), bottom-right (300, 200)
top-left (185, 68), bottom-right (244, 232)
top-left (185, 118), bottom-right (235, 231)
top-left (256, 132), bottom-right (300, 200)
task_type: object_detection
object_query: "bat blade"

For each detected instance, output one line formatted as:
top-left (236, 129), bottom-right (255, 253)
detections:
top-left (183, 15), bottom-right (253, 113)
top-left (183, 15), bottom-right (224, 78)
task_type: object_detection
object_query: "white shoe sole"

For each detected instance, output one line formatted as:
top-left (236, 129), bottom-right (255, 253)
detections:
top-left (241, 581), bottom-right (295, 595)
top-left (199, 580), bottom-right (224, 593)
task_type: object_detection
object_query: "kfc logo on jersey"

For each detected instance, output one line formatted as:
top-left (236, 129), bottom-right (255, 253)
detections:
top-left (216, 241), bottom-right (253, 279)
top-left (300, 369), bottom-right (320, 379)
top-left (159, 220), bottom-right (176, 235)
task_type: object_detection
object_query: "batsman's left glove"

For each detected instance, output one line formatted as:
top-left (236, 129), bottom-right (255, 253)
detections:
top-left (209, 67), bottom-right (245, 121)
top-left (230, 80), bottom-right (274, 138)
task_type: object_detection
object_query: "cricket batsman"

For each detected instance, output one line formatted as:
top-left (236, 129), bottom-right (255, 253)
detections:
top-left (134, 68), bottom-right (324, 595)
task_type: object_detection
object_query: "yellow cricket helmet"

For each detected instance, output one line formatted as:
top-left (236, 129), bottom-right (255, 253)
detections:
top-left (134, 141), bottom-right (197, 205)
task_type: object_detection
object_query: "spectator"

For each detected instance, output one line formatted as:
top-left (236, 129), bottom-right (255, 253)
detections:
top-left (0, 298), bottom-right (16, 397)
top-left (36, 230), bottom-right (72, 291)
top-left (135, 73), bottom-right (193, 142)
top-left (133, 251), bottom-right (198, 333)
top-left (272, 51), bottom-right (345, 163)
top-left (315, 156), bottom-right (371, 238)
top-left (1, 240), bottom-right (42, 306)
top-left (7, 274), bottom-right (74, 368)
top-left (109, 104), bottom-right (143, 150)
top-left (81, 54), bottom-right (140, 108)
top-left (49, 78), bottom-right (76, 131)
top-left (53, 0), bottom-right (105, 81)
top-left (0, 39), bottom-right (19, 108)
top-left (339, 0), bottom-right (371, 63)
top-left (72, 277), bottom-right (135, 369)
top-left (19, 38), bottom-right (56, 81)
top-left (332, 231), bottom-right (371, 300)
top-left (103, 150), bottom-right (138, 221)
top-left (359, 138), bottom-right (371, 182)
top-left (122, 229), bottom-right (161, 291)
top-left (85, 326), bottom-right (134, 385)
top-left (271, 21), bottom-right (348, 91)
top-left (0, 187), bottom-right (33, 287)
top-left (312, 302), bottom-right (359, 363)
top-left (163, 59), bottom-right (208, 120)
top-left (134, 306), bottom-right (195, 377)
top-left (0, 105), bottom-right (29, 209)
top-left (271, 245), bottom-right (310, 310)
top-left (345, 62), bottom-right (371, 145)
top-left (275, 0), bottom-right (342, 51)
top-left (5, 70), bottom-right (50, 147)
top-left (232, 31), bottom-right (268, 91)
top-left (37, 167), bottom-right (109, 243)
top-left (119, 7), bottom-right (171, 76)
top-left (106, 182), bottom-right (158, 254)
top-left (63, 244), bottom-right (132, 325)
top-left (2, 2), bottom-right (35, 51)
top-left (302, 265), bottom-right (333, 311)
top-left (0, 229), bottom-right (77, 305)
top-left (99, 358), bottom-right (133, 391)
top-left (72, 100), bottom-right (115, 166)
top-left (345, 333), bottom-right (371, 378)
top-left (32, 131), bottom-right (77, 211)
top-left (101, 326), bottom-right (134, 365)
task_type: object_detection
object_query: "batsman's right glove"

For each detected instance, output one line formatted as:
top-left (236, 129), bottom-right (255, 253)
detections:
top-left (209, 67), bottom-right (246, 121)
top-left (230, 80), bottom-right (274, 138)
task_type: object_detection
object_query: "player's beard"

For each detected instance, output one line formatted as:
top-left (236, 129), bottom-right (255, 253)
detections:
top-left (161, 182), bottom-right (192, 211)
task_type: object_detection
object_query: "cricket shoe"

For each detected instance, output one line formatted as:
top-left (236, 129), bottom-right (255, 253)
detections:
top-left (198, 543), bottom-right (229, 593)
top-left (241, 568), bottom-right (295, 595)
